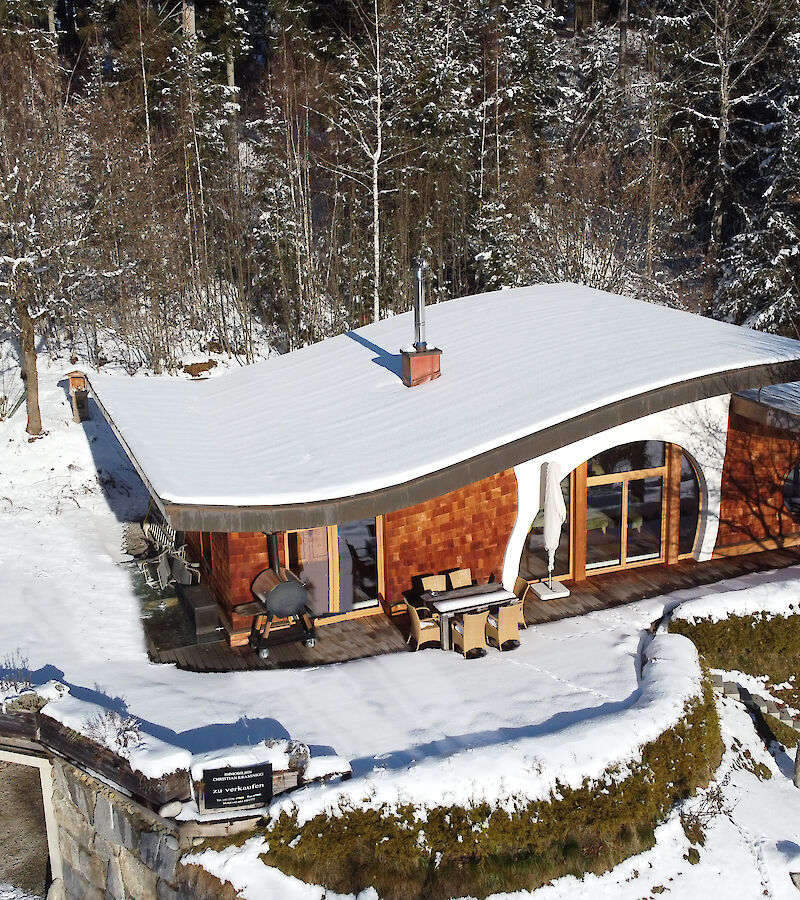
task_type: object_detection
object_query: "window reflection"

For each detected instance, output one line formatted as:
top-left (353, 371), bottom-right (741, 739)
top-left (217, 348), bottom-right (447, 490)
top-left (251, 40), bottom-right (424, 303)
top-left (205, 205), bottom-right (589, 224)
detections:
top-left (287, 528), bottom-right (329, 616)
top-left (519, 476), bottom-right (571, 581)
top-left (586, 482), bottom-right (623, 569)
top-left (627, 477), bottom-right (662, 562)
top-left (679, 455), bottom-right (701, 555)
top-left (587, 441), bottom-right (666, 477)
top-left (337, 519), bottom-right (379, 612)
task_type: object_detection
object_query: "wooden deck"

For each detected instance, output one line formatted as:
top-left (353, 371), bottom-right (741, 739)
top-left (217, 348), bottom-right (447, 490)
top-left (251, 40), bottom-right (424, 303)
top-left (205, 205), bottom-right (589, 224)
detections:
top-left (149, 614), bottom-right (409, 673)
top-left (148, 546), bottom-right (800, 672)
top-left (523, 546), bottom-right (800, 626)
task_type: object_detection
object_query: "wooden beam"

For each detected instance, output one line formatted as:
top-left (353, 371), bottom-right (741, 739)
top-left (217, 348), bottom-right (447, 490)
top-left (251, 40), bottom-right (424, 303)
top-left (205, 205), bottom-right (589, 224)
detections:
top-left (665, 443), bottom-right (682, 565)
top-left (573, 462), bottom-right (588, 581)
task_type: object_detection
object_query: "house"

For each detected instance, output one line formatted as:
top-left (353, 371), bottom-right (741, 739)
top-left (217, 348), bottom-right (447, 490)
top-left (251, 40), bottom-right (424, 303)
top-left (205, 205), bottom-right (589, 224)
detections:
top-left (85, 284), bottom-right (800, 647)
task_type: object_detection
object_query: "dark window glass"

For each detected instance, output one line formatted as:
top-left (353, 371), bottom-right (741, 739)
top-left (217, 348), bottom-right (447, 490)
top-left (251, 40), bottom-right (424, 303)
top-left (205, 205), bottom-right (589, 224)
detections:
top-left (337, 519), bottom-right (379, 612)
top-left (679, 455), bottom-right (701, 555)
top-left (783, 462), bottom-right (800, 520)
top-left (587, 441), bottom-right (666, 477)
top-left (519, 476), bottom-right (571, 581)
top-left (627, 477), bottom-right (663, 562)
top-left (586, 482), bottom-right (623, 569)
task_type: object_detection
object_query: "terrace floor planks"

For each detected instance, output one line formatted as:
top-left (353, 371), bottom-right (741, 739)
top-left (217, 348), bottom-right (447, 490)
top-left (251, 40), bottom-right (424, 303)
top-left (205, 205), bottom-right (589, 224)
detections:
top-left (148, 546), bottom-right (800, 672)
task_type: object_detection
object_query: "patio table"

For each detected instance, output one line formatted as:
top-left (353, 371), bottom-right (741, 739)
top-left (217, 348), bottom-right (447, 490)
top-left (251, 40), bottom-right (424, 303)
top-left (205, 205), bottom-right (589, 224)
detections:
top-left (421, 584), bottom-right (517, 651)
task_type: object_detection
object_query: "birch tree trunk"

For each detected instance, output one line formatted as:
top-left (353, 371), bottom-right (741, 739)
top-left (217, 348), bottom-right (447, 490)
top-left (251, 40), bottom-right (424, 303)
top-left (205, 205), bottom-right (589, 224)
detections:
top-left (371, 0), bottom-right (382, 324)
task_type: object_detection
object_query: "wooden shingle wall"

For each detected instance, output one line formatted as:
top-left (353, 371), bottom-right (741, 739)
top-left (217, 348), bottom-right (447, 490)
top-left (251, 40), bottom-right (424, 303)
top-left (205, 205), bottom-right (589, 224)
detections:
top-left (716, 411), bottom-right (800, 553)
top-left (225, 532), bottom-right (270, 629)
top-left (383, 468), bottom-right (518, 608)
top-left (185, 531), bottom-right (269, 629)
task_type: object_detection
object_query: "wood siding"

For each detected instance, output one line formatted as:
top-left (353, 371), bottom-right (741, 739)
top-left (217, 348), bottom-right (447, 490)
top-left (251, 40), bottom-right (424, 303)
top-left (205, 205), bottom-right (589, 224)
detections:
top-left (186, 531), bottom-right (270, 630)
top-left (383, 468), bottom-right (518, 608)
top-left (716, 411), bottom-right (800, 552)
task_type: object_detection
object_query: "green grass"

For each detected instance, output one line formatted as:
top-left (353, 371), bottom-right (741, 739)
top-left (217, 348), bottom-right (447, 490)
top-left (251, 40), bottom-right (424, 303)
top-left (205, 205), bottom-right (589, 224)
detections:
top-left (256, 679), bottom-right (722, 900)
top-left (669, 612), bottom-right (800, 710)
top-left (763, 712), bottom-right (799, 749)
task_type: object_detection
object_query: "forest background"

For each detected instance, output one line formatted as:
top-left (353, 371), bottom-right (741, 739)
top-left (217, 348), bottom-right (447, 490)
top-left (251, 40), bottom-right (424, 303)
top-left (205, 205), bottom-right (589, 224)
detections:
top-left (1, 0), bottom-right (799, 411)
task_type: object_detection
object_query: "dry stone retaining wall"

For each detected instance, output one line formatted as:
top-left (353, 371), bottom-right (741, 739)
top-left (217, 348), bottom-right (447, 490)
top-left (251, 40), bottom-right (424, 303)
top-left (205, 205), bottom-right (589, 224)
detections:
top-left (51, 758), bottom-right (186, 900)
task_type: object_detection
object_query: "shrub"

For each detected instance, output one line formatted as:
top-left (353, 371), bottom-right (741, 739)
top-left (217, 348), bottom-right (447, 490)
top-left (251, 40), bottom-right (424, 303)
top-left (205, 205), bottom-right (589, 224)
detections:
top-left (669, 613), bottom-right (800, 708)
top-left (259, 679), bottom-right (722, 900)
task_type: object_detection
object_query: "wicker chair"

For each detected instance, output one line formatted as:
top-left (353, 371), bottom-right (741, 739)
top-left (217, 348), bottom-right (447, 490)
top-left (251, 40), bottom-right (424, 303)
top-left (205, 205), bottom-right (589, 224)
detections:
top-left (406, 601), bottom-right (441, 650)
top-left (420, 574), bottom-right (447, 593)
top-left (447, 568), bottom-right (473, 589)
top-left (486, 602), bottom-right (521, 650)
top-left (451, 610), bottom-right (489, 658)
top-left (513, 577), bottom-right (531, 629)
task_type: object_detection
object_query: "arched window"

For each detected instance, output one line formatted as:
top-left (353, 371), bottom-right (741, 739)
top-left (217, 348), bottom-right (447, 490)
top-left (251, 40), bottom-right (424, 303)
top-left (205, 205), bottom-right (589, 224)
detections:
top-left (679, 455), bottom-right (701, 555)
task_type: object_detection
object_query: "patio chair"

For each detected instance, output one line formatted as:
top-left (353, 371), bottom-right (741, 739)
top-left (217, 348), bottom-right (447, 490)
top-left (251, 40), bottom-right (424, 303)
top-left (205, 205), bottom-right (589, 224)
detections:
top-left (451, 610), bottom-right (489, 658)
top-left (170, 555), bottom-right (201, 586)
top-left (447, 568), bottom-right (473, 589)
top-left (406, 601), bottom-right (441, 650)
top-left (513, 577), bottom-right (531, 629)
top-left (420, 574), bottom-right (447, 593)
top-left (486, 602), bottom-right (521, 651)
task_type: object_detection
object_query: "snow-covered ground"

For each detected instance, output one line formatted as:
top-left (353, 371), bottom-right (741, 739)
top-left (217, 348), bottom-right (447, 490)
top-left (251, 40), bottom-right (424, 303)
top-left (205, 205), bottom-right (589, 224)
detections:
top-left (193, 700), bottom-right (800, 900)
top-left (0, 886), bottom-right (42, 900)
top-left (2, 360), bottom-right (800, 899)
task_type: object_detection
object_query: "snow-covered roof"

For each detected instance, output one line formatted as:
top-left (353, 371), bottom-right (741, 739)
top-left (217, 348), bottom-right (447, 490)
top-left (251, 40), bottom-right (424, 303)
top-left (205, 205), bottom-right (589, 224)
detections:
top-left (733, 381), bottom-right (800, 432)
top-left (87, 284), bottom-right (800, 530)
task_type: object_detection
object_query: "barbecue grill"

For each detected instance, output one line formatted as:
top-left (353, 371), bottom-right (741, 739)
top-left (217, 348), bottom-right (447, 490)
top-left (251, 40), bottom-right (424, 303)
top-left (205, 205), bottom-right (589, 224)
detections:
top-left (232, 534), bottom-right (316, 659)
top-left (238, 566), bottom-right (315, 659)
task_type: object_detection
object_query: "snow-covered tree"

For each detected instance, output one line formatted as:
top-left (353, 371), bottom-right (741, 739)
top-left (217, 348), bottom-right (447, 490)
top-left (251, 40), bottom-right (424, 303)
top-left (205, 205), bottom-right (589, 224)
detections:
top-left (714, 11), bottom-right (800, 335)
top-left (0, 16), bottom-right (79, 435)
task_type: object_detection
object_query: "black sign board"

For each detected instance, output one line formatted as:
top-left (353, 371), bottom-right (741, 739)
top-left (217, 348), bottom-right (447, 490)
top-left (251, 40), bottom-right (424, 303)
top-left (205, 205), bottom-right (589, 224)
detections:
top-left (203, 763), bottom-right (273, 811)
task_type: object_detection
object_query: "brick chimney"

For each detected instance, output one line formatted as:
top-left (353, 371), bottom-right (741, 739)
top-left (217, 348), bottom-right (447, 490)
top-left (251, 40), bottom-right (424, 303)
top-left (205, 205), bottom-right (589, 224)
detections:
top-left (401, 257), bottom-right (442, 387)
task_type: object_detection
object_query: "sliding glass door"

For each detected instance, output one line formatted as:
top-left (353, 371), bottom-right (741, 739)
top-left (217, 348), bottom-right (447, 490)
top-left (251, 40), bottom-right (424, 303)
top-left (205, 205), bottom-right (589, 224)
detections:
top-left (585, 442), bottom-right (666, 573)
top-left (285, 518), bottom-right (382, 618)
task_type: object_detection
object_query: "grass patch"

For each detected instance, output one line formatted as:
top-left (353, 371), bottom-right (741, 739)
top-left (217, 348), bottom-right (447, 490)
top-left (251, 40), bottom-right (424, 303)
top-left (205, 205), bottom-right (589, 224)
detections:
top-left (257, 679), bottom-right (722, 900)
top-left (669, 612), bottom-right (800, 709)
top-left (176, 863), bottom-right (241, 899)
top-left (763, 712), bottom-right (799, 749)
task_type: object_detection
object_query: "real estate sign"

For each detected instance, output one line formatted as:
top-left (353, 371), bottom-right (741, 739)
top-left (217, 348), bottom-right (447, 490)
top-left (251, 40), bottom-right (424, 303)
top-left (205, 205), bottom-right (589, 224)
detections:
top-left (202, 763), bottom-right (273, 811)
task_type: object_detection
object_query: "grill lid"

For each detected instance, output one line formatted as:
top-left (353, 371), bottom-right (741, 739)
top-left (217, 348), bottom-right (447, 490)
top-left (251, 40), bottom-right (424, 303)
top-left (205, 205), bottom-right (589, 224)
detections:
top-left (251, 568), bottom-right (308, 617)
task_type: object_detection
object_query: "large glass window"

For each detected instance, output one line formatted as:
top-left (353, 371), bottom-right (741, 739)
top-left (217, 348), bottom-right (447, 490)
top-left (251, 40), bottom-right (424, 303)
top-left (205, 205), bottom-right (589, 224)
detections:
top-left (287, 518), bottom-right (381, 616)
top-left (287, 527), bottom-right (330, 616)
top-left (783, 461), bottom-right (800, 519)
top-left (626, 477), bottom-right (662, 562)
top-left (586, 441), bottom-right (668, 573)
top-left (588, 441), bottom-right (666, 477)
top-left (519, 475), bottom-right (571, 581)
top-left (337, 518), bottom-right (379, 612)
top-left (586, 482), bottom-right (623, 569)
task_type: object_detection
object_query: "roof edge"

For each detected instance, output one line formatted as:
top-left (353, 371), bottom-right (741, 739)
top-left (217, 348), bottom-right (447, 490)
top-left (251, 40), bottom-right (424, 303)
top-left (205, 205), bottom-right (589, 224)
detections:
top-left (152, 359), bottom-right (800, 532)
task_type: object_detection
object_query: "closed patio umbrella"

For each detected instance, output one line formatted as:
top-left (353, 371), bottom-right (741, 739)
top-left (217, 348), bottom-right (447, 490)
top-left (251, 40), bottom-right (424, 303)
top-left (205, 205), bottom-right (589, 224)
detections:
top-left (543, 461), bottom-right (567, 590)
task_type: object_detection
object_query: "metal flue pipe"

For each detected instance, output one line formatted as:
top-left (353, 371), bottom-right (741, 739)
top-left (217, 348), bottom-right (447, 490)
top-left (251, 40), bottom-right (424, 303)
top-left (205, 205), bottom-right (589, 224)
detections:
top-left (413, 257), bottom-right (428, 352)
top-left (266, 533), bottom-right (281, 575)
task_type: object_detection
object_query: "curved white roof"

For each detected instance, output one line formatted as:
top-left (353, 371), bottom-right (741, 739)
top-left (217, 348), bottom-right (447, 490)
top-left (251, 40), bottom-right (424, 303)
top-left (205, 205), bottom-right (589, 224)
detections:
top-left (88, 284), bottom-right (800, 515)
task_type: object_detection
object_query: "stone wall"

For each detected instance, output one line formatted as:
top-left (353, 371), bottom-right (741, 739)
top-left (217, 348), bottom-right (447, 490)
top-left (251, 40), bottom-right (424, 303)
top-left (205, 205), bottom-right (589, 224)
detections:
top-left (51, 757), bottom-right (185, 900)
top-left (716, 411), bottom-right (800, 552)
top-left (383, 468), bottom-right (519, 608)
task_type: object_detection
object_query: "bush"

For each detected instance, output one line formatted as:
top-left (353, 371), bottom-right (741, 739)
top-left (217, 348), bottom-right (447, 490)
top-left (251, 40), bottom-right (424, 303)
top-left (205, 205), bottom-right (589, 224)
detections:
top-left (259, 679), bottom-right (722, 900)
top-left (669, 612), bottom-right (800, 708)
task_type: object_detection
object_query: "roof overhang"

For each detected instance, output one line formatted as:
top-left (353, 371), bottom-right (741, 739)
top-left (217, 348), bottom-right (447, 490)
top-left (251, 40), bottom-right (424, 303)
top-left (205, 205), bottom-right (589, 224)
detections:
top-left (92, 359), bottom-right (800, 533)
